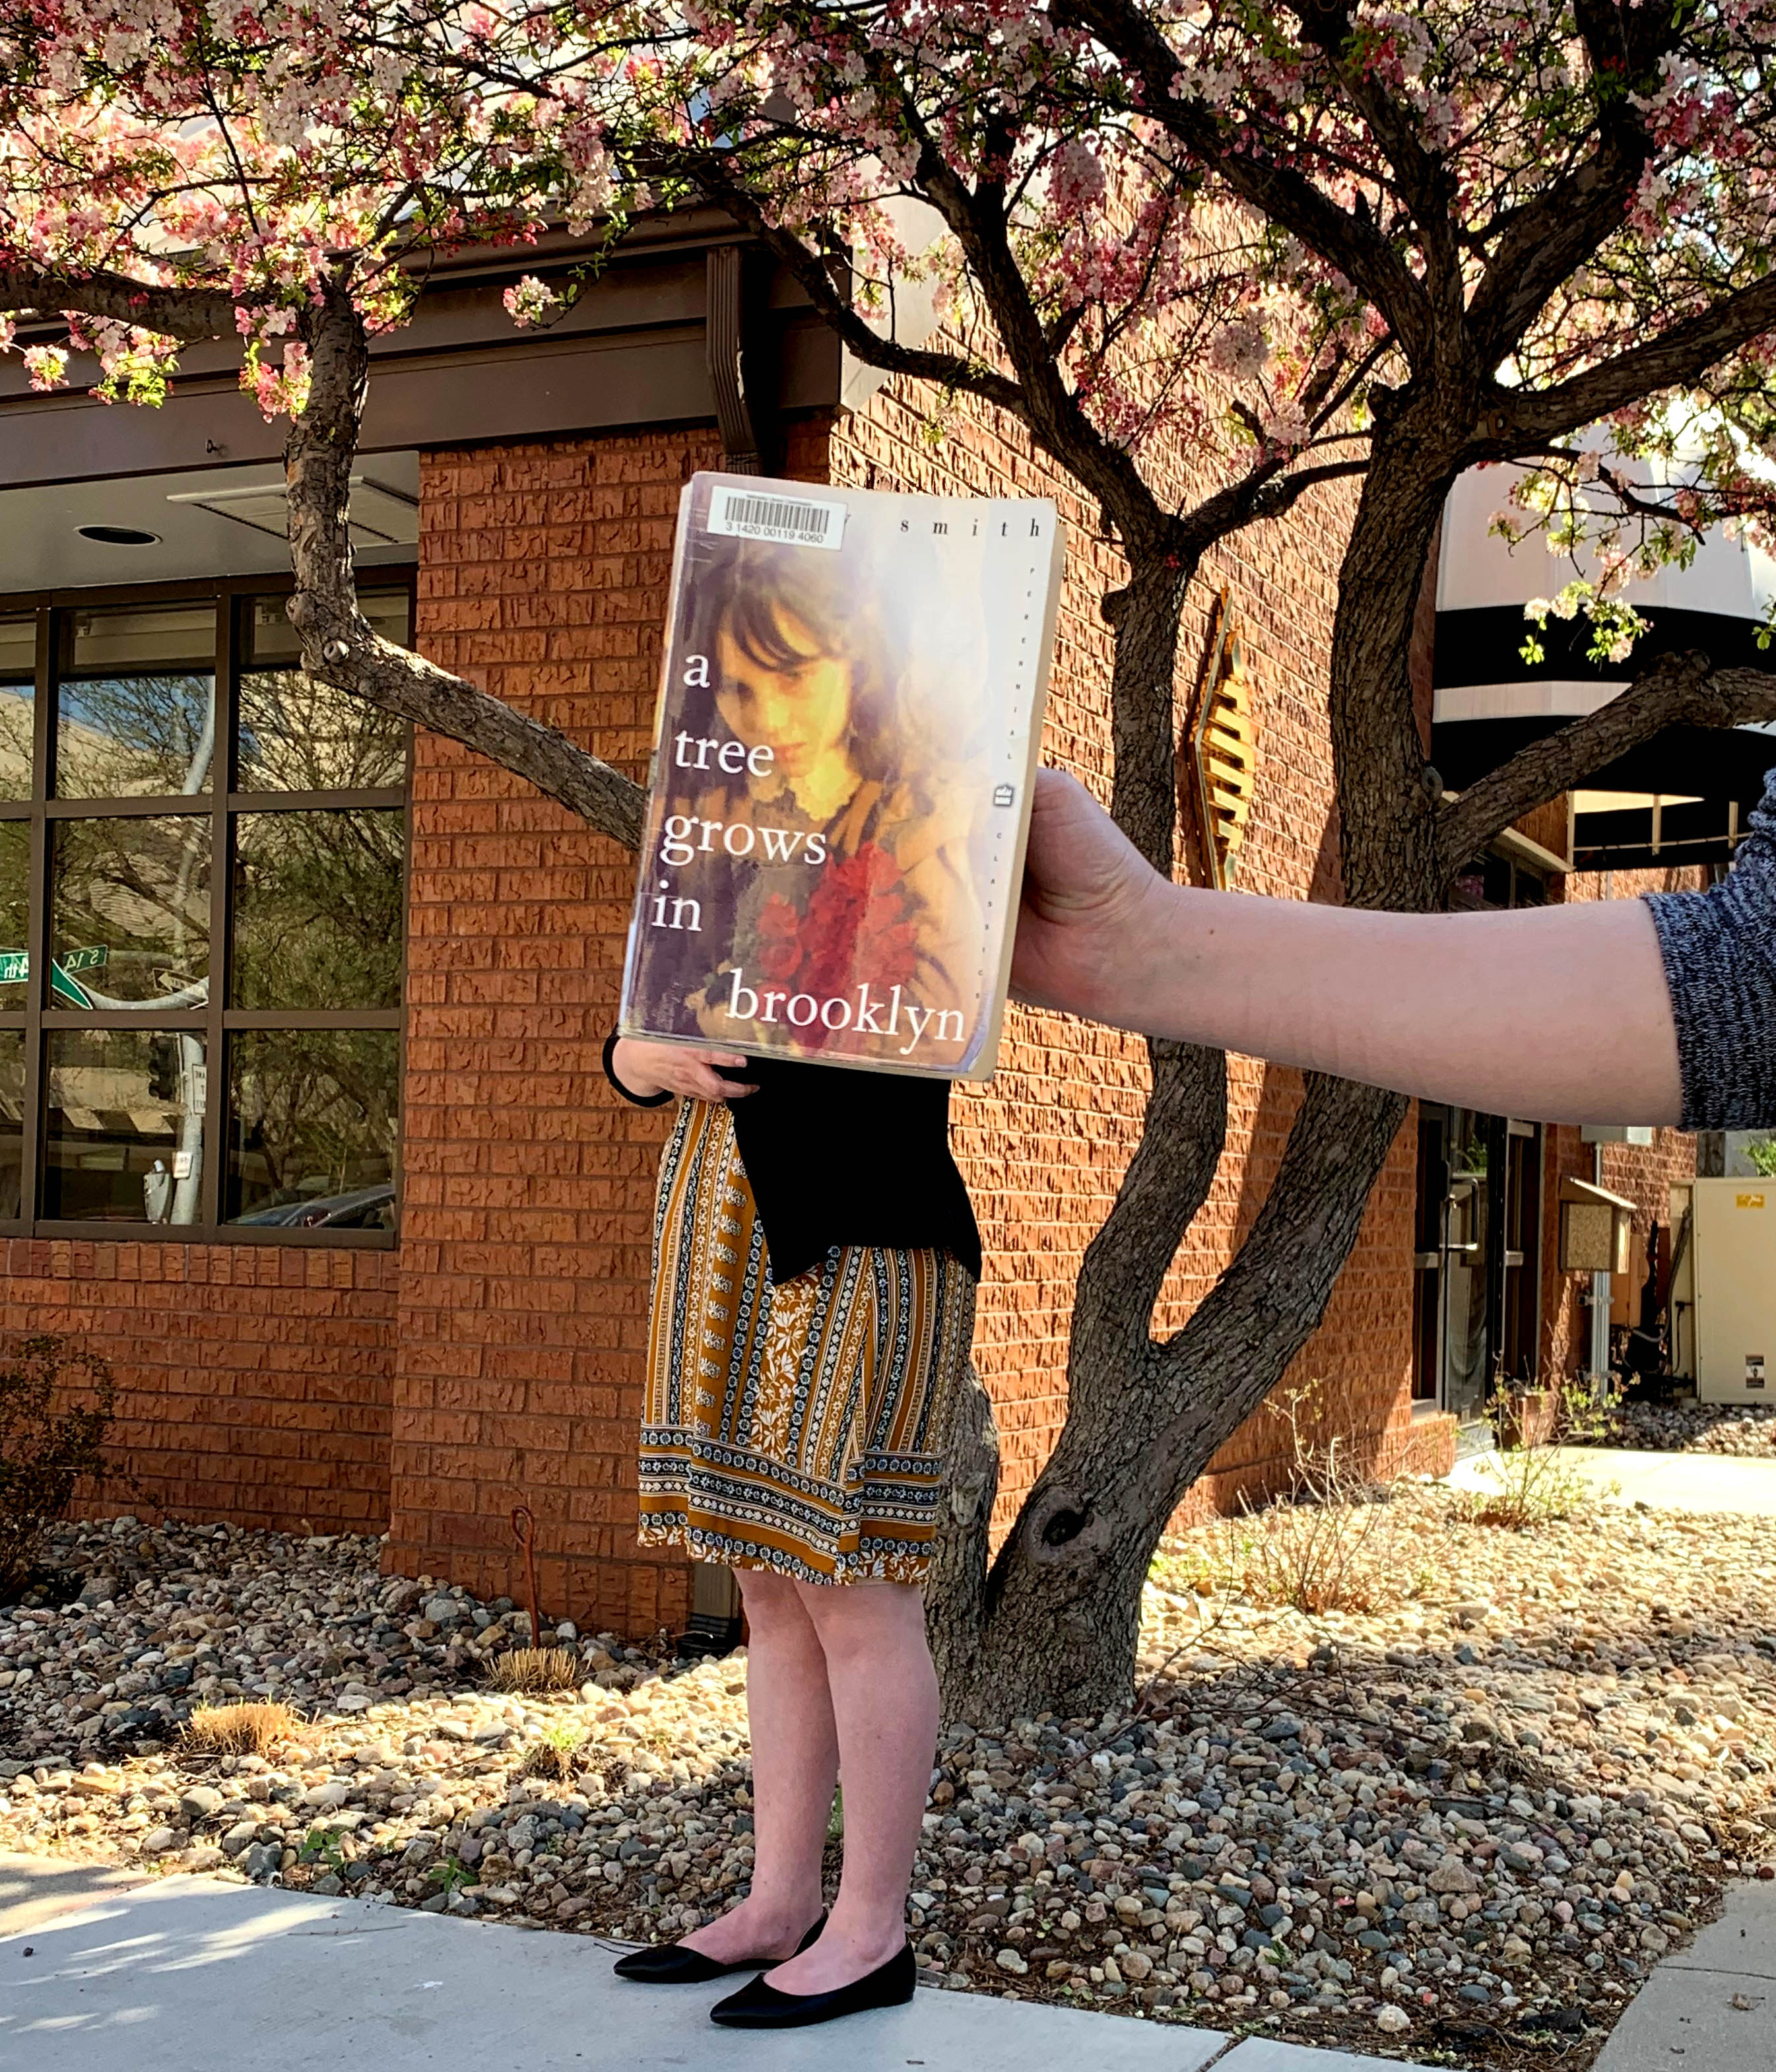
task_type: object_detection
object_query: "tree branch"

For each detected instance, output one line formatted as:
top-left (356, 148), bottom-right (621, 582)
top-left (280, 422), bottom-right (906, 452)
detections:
top-left (1056, 0), bottom-right (1434, 360)
top-left (666, 148), bottom-right (1028, 417)
top-left (1176, 451), bottom-right (1370, 558)
top-left (1494, 273), bottom-right (1776, 450)
top-left (0, 264), bottom-right (244, 340)
top-left (851, 55), bottom-right (1178, 554)
top-left (1290, 0), bottom-right (1463, 323)
top-left (1434, 654), bottom-right (1776, 875)
top-left (286, 279), bottom-right (644, 852)
top-left (1462, 0), bottom-right (1662, 358)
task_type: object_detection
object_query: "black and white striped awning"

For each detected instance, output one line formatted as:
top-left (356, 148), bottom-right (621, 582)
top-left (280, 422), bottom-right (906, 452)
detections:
top-left (1433, 464), bottom-right (1776, 871)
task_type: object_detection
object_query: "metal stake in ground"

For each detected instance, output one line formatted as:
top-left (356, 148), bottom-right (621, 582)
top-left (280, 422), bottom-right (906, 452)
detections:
top-left (493, 1507), bottom-right (580, 1693)
top-left (511, 1504), bottom-right (543, 1648)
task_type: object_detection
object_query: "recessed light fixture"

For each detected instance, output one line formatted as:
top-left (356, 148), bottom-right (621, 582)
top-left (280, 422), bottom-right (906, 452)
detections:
top-left (77, 524), bottom-right (160, 546)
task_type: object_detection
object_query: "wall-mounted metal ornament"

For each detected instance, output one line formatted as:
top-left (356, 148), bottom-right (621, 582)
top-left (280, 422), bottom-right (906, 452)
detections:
top-left (1187, 589), bottom-right (1259, 888)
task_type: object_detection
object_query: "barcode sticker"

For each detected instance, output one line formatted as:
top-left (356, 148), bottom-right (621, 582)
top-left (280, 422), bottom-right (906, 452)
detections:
top-left (706, 486), bottom-right (847, 550)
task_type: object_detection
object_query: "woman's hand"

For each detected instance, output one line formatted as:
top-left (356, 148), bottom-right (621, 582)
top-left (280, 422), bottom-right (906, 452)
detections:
top-left (1010, 768), bottom-right (1173, 1024)
top-left (611, 1036), bottom-right (756, 1103)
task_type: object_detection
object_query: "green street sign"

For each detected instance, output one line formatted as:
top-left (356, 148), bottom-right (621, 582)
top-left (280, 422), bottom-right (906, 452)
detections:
top-left (48, 962), bottom-right (95, 1010)
top-left (0, 946), bottom-right (108, 1000)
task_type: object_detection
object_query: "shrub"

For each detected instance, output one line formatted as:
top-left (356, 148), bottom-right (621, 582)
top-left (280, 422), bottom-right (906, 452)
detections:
top-left (1152, 1384), bottom-right (1455, 1617)
top-left (1456, 1442), bottom-right (1603, 1529)
top-left (0, 1335), bottom-right (117, 1603)
top-left (521, 1718), bottom-right (591, 1781)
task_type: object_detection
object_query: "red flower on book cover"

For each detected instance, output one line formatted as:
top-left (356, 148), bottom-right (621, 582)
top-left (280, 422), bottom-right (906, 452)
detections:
top-left (755, 893), bottom-right (805, 984)
top-left (745, 842), bottom-right (919, 1042)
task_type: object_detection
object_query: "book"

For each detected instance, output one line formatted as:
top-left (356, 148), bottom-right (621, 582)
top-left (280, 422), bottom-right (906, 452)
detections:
top-left (618, 471), bottom-right (1065, 1079)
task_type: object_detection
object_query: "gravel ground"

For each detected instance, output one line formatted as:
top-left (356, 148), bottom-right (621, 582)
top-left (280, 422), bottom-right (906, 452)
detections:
top-left (4, 1488), bottom-right (1775, 2070)
top-left (1595, 1399), bottom-right (1776, 1457)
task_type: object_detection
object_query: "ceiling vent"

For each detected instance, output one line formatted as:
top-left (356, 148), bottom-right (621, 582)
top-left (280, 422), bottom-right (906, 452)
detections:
top-left (164, 475), bottom-right (418, 547)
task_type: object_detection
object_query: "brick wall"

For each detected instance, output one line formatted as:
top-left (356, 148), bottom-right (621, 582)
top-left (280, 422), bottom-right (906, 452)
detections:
top-left (389, 422), bottom-right (833, 1634)
top-left (1, 1241), bottom-right (395, 1532)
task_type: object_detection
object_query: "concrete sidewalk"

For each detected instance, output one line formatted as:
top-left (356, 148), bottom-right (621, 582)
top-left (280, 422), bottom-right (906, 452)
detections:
top-left (0, 1857), bottom-right (1440, 2072)
top-left (1592, 1880), bottom-right (1776, 2071)
top-left (1448, 1444), bottom-right (1776, 1514)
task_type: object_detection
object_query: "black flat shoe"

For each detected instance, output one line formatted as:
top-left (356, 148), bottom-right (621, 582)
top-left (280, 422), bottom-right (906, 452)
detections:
top-left (708, 1940), bottom-right (915, 2027)
top-left (612, 1912), bottom-right (826, 1984)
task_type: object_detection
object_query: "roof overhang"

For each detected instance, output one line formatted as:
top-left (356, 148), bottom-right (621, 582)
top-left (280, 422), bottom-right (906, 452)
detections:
top-left (0, 211), bottom-right (843, 498)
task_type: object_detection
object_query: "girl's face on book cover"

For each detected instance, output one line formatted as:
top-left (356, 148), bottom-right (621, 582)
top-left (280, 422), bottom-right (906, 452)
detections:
top-left (713, 605), bottom-right (853, 785)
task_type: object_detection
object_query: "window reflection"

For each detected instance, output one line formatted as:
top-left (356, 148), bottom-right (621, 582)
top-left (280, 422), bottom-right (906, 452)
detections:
top-left (0, 615), bottom-right (33, 801)
top-left (237, 591), bottom-right (409, 791)
top-left (227, 1029), bottom-right (398, 1228)
top-left (51, 817), bottom-right (211, 1003)
top-left (44, 1028), bottom-right (207, 1223)
top-left (57, 603), bottom-right (216, 798)
top-left (0, 1030), bottom-right (22, 1219)
top-left (1, 579), bottom-right (409, 1236)
top-left (232, 810), bottom-right (403, 1011)
top-left (0, 820), bottom-right (28, 1001)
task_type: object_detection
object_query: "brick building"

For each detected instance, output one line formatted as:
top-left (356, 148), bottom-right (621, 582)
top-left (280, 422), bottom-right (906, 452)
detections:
top-left (0, 218), bottom-right (1752, 1641)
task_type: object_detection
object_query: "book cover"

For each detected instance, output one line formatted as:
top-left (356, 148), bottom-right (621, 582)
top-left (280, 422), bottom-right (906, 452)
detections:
top-left (618, 471), bottom-right (1065, 1079)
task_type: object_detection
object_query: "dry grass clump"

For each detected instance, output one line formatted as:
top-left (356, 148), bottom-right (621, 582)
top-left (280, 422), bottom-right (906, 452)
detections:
top-left (183, 1700), bottom-right (300, 1756)
top-left (489, 1646), bottom-right (581, 1694)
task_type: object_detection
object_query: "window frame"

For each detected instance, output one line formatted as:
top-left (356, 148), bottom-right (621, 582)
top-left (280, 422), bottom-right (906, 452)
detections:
top-left (0, 567), bottom-right (414, 1246)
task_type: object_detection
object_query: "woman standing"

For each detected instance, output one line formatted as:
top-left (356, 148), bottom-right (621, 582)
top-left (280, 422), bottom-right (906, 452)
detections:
top-left (602, 533), bottom-right (984, 2028)
top-left (603, 1034), bottom-right (977, 2028)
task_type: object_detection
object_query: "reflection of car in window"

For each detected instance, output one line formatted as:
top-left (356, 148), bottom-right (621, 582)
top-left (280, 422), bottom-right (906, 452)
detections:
top-left (234, 1182), bottom-right (395, 1230)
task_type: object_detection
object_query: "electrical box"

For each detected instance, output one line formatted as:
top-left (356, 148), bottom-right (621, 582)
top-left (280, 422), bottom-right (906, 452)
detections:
top-left (1560, 1176), bottom-right (1634, 1275)
top-left (1669, 1178), bottom-right (1776, 1403)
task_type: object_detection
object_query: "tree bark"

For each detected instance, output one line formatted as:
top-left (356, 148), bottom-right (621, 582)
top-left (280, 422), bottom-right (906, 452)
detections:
top-left (925, 1364), bottom-right (1003, 1703)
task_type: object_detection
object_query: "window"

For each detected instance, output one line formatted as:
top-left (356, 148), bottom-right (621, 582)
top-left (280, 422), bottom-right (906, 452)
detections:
top-left (0, 578), bottom-right (410, 1239)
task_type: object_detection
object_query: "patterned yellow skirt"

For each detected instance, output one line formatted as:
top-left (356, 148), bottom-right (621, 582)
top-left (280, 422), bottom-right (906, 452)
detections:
top-left (637, 1099), bottom-right (976, 1586)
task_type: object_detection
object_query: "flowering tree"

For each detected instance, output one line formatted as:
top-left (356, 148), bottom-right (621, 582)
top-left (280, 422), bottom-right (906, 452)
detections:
top-left (594, 0), bottom-right (1776, 1716)
top-left (0, 0), bottom-right (646, 846)
top-left (5, 1), bottom-right (1776, 1716)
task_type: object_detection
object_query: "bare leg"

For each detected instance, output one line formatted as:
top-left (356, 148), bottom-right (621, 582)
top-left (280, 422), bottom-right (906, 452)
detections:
top-left (760, 1580), bottom-right (937, 1991)
top-left (680, 1566), bottom-right (836, 1960)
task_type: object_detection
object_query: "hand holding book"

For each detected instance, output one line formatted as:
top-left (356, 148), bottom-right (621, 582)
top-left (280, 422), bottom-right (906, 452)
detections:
top-left (610, 1036), bottom-right (757, 1105)
top-left (1010, 766), bottom-right (1684, 1128)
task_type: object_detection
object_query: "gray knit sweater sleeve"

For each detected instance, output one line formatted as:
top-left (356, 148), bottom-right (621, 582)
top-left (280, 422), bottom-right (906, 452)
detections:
top-left (1643, 766), bottom-right (1776, 1131)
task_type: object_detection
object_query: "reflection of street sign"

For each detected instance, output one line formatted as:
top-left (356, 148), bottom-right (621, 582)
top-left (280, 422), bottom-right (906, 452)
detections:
top-left (0, 946), bottom-right (108, 993)
top-left (48, 963), bottom-right (94, 1009)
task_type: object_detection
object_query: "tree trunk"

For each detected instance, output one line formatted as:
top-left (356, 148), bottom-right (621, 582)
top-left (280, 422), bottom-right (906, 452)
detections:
top-left (925, 1364), bottom-right (1003, 1702)
top-left (933, 423), bottom-right (1461, 1724)
top-left (938, 1069), bottom-right (1408, 1721)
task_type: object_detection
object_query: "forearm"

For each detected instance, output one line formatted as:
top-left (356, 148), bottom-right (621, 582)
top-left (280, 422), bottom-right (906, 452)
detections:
top-left (1098, 884), bottom-right (1683, 1125)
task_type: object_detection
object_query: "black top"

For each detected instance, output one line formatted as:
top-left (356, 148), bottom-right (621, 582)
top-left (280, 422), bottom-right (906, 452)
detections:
top-left (603, 1036), bottom-right (981, 1284)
